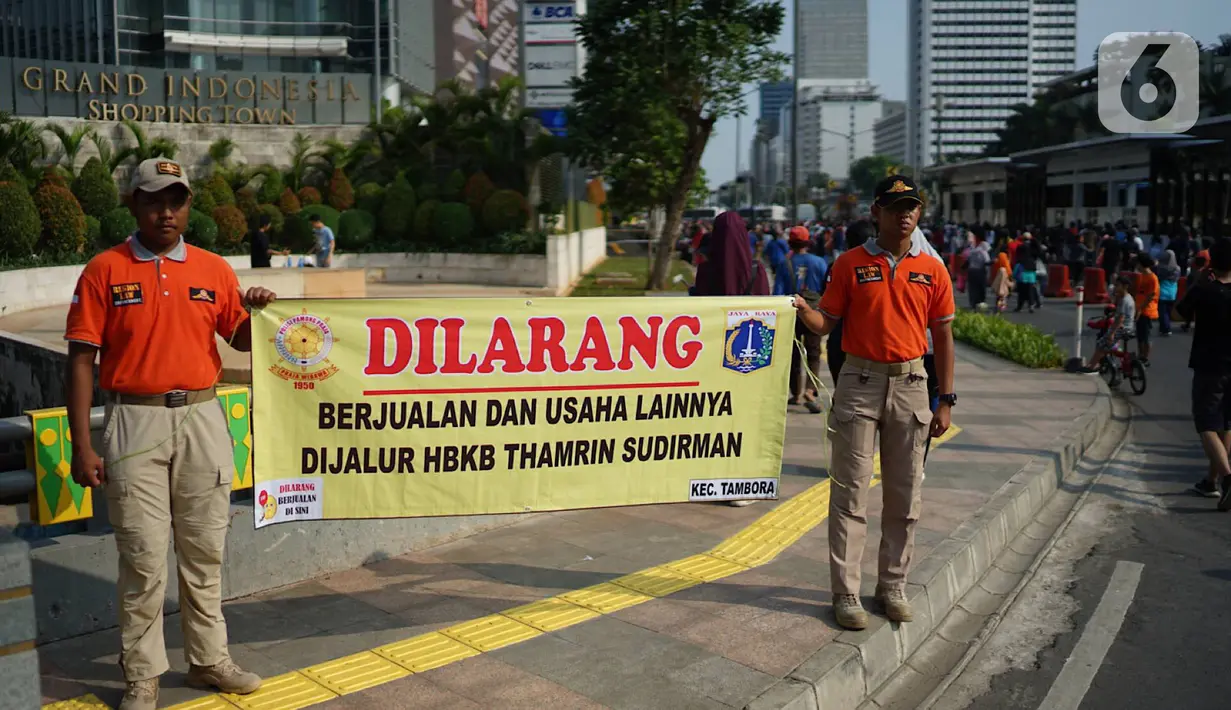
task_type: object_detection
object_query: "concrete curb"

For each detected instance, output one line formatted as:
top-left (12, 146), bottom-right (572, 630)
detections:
top-left (746, 378), bottom-right (1114, 710)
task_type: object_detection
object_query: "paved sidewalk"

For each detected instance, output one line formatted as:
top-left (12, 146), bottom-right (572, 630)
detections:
top-left (37, 345), bottom-right (1105, 710)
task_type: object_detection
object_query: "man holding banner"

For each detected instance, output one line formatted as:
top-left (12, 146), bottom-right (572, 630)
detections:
top-left (793, 175), bottom-right (956, 631)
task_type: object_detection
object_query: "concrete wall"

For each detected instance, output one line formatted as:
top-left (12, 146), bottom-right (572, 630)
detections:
top-left (29, 500), bottom-right (528, 644)
top-left (0, 330), bottom-right (101, 421)
top-left (0, 529), bottom-right (39, 709)
top-left (41, 118), bottom-right (367, 181)
top-left (547, 227), bottom-right (608, 294)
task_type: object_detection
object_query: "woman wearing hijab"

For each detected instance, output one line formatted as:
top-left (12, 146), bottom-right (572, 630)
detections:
top-left (991, 252), bottom-right (1013, 314)
top-left (692, 211), bottom-right (770, 298)
top-left (691, 211), bottom-right (769, 508)
top-left (1156, 249), bottom-right (1181, 336)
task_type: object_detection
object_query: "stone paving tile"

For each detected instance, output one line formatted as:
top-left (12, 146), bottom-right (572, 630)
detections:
top-left (424, 655), bottom-right (608, 709)
top-left (314, 673), bottom-right (486, 709)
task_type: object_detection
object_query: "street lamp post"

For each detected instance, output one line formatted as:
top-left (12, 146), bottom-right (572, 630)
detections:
top-left (789, 0), bottom-right (800, 223)
top-left (374, 0), bottom-right (382, 123)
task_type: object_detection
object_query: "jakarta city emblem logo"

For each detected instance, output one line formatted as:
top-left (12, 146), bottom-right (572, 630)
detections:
top-left (723, 310), bottom-right (776, 374)
top-left (269, 309), bottom-right (340, 385)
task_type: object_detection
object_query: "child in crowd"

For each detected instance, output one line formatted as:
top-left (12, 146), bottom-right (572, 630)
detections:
top-left (1081, 275), bottom-right (1136, 375)
top-left (991, 252), bottom-right (1014, 313)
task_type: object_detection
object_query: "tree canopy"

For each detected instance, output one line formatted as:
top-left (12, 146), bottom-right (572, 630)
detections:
top-left (566, 0), bottom-right (787, 288)
top-left (849, 155), bottom-right (902, 197)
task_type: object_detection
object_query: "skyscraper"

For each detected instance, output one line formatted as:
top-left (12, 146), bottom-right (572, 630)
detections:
top-left (797, 0), bottom-right (868, 81)
top-left (907, 0), bottom-right (1077, 168)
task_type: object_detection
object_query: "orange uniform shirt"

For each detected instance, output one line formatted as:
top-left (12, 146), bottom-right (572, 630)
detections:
top-left (1136, 269), bottom-right (1159, 320)
top-left (65, 237), bottom-right (250, 395)
top-left (820, 242), bottom-right (955, 363)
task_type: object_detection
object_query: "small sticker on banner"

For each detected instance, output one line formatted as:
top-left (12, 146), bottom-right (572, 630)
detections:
top-left (255, 477), bottom-right (324, 528)
top-left (689, 478), bottom-right (778, 501)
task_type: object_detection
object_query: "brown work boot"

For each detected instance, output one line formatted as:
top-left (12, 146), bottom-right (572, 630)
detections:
top-left (187, 659), bottom-right (263, 695)
top-left (833, 593), bottom-right (868, 630)
top-left (875, 585), bottom-right (914, 622)
top-left (118, 678), bottom-right (158, 710)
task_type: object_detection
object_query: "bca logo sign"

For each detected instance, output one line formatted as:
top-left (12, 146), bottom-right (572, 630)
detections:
top-left (530, 3), bottom-right (575, 21)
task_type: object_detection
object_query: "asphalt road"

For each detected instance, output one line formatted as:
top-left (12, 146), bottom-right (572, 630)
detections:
top-left (932, 297), bottom-right (1231, 710)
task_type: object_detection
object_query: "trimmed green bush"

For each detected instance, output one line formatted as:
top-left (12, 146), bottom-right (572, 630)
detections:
top-left (417, 181), bottom-right (438, 201)
top-left (482, 189), bottom-right (529, 234)
top-left (442, 169), bottom-right (465, 201)
top-left (211, 205), bottom-right (247, 249)
top-left (278, 187), bottom-right (302, 216)
top-left (236, 188), bottom-right (261, 221)
top-left (297, 186), bottom-right (322, 206)
top-left (71, 158), bottom-right (119, 218)
top-left (299, 205), bottom-right (340, 235)
top-left (337, 209), bottom-right (376, 250)
top-left (33, 184), bottom-right (88, 255)
top-left (951, 310), bottom-right (1065, 369)
top-left (413, 199), bottom-right (439, 242)
top-left (186, 209), bottom-right (219, 248)
top-left (356, 182), bottom-right (385, 214)
top-left (83, 215), bottom-right (101, 247)
top-left (0, 181), bottom-right (42, 257)
top-left (259, 203), bottom-right (285, 237)
top-left (432, 202), bottom-right (473, 245)
top-left (463, 172), bottom-right (496, 214)
top-left (0, 161), bottom-right (27, 190)
top-left (100, 206), bottom-right (138, 246)
top-left (192, 183), bottom-right (218, 215)
top-left (257, 169), bottom-right (284, 204)
top-left (203, 174), bottom-right (235, 207)
top-left (39, 167), bottom-right (69, 190)
top-left (327, 168), bottom-right (355, 211)
top-left (281, 214), bottom-right (315, 253)
top-left (378, 174), bottom-right (416, 241)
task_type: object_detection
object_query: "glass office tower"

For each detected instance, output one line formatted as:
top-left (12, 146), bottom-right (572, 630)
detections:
top-left (0, 0), bottom-right (435, 92)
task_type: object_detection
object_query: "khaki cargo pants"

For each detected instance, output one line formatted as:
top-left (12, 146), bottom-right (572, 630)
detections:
top-left (828, 356), bottom-right (932, 595)
top-left (102, 394), bottom-right (236, 681)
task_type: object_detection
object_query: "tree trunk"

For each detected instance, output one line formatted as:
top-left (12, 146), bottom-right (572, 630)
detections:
top-left (646, 120), bottom-right (713, 290)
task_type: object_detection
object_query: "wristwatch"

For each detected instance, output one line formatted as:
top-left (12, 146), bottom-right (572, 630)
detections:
top-left (938, 393), bottom-right (958, 407)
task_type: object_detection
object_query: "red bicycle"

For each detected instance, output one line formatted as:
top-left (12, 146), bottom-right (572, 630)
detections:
top-left (1087, 311), bottom-right (1147, 395)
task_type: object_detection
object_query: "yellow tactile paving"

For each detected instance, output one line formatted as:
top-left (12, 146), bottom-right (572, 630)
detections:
top-left (221, 671), bottom-right (335, 710)
top-left (373, 631), bottom-right (480, 672)
top-left (708, 537), bottom-right (788, 567)
top-left (441, 614), bottom-right (542, 651)
top-left (46, 429), bottom-right (963, 709)
top-left (561, 582), bottom-right (653, 613)
top-left (662, 553), bottom-right (748, 582)
top-left (41, 695), bottom-right (112, 710)
top-left (611, 565), bottom-right (702, 597)
top-left (502, 597), bottom-right (602, 632)
top-left (301, 651), bottom-right (411, 695)
top-left (167, 695), bottom-right (242, 709)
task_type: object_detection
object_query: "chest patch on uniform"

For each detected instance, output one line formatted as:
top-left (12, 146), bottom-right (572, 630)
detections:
top-left (189, 287), bottom-right (216, 303)
top-left (110, 283), bottom-right (143, 307)
top-left (854, 265), bottom-right (883, 284)
top-left (908, 272), bottom-right (933, 285)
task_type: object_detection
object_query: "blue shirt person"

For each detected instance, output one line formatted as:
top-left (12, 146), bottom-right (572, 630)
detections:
top-left (773, 228), bottom-right (828, 295)
top-left (765, 233), bottom-right (790, 272)
top-left (310, 214), bottom-right (335, 268)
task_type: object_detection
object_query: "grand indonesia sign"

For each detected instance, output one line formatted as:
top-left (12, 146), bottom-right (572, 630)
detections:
top-left (1, 59), bottom-right (371, 126)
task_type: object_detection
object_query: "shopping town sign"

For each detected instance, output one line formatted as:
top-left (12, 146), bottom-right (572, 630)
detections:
top-left (1, 59), bottom-right (372, 126)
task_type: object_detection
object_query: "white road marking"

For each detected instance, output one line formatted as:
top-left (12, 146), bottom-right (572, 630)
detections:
top-left (1037, 560), bottom-right (1145, 710)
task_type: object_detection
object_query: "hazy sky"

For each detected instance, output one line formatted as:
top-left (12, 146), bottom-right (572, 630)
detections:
top-left (700, 0), bottom-right (1228, 187)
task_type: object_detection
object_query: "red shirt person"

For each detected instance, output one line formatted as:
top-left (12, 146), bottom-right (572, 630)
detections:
top-left (66, 159), bottom-right (276, 710)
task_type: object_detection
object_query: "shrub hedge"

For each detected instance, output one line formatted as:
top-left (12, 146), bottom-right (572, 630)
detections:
top-left (482, 189), bottom-right (529, 234)
top-left (33, 183), bottom-right (88, 255)
top-left (338, 209), bottom-right (375, 250)
top-left (413, 199), bottom-right (439, 242)
top-left (100, 207), bottom-right (137, 246)
top-left (463, 172), bottom-right (496, 214)
top-left (257, 170), bottom-right (284, 204)
top-left (433, 202), bottom-right (474, 244)
top-left (951, 310), bottom-right (1066, 369)
top-left (83, 215), bottom-right (101, 247)
top-left (186, 209), bottom-right (219, 248)
top-left (72, 158), bottom-right (120, 218)
top-left (379, 174), bottom-right (416, 240)
top-left (327, 168), bottom-right (355, 211)
top-left (278, 187), bottom-right (302, 216)
top-left (297, 186), bottom-right (322, 206)
top-left (259, 204), bottom-right (284, 237)
top-left (356, 182), bottom-right (385, 215)
top-left (211, 205), bottom-right (247, 249)
top-left (281, 214), bottom-right (315, 253)
top-left (0, 181), bottom-right (41, 257)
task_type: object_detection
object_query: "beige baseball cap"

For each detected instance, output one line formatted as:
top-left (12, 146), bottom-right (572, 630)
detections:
top-left (127, 158), bottom-right (192, 196)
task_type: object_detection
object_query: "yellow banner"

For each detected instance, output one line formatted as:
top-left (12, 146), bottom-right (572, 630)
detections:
top-left (251, 297), bottom-right (795, 527)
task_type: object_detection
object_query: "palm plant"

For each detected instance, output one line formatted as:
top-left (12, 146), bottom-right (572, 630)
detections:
top-left (207, 137), bottom-right (237, 171)
top-left (286, 132), bottom-right (321, 190)
top-left (90, 133), bottom-right (124, 174)
top-left (45, 124), bottom-right (95, 175)
top-left (0, 112), bottom-right (48, 180)
top-left (114, 119), bottom-right (178, 167)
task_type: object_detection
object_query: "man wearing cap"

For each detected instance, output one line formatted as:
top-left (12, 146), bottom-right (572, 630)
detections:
top-left (774, 226), bottom-right (827, 413)
top-left (792, 175), bottom-right (956, 630)
top-left (65, 159), bottom-right (275, 710)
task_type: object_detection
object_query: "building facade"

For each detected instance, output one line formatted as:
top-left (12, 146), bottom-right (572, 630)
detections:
top-left (797, 0), bottom-right (867, 81)
top-left (1, 0), bottom-right (435, 100)
top-left (435, 0), bottom-right (519, 90)
top-left (907, 0), bottom-right (1077, 169)
top-left (758, 81), bottom-right (793, 137)
top-left (874, 100), bottom-right (907, 165)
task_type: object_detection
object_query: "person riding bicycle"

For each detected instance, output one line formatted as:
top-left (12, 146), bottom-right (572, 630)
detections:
top-left (1080, 275), bottom-right (1136, 374)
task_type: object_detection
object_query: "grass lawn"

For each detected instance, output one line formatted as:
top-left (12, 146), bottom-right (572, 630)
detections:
top-left (569, 256), bottom-right (694, 297)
